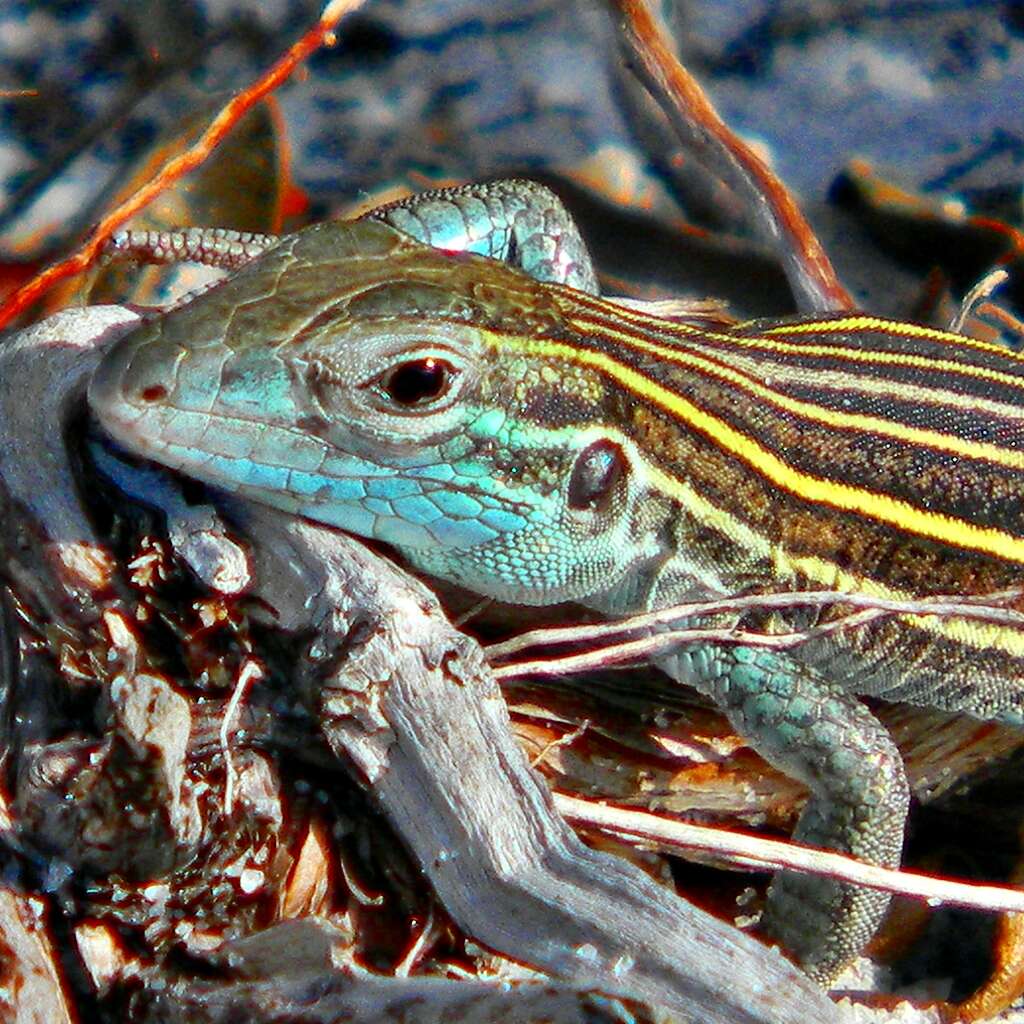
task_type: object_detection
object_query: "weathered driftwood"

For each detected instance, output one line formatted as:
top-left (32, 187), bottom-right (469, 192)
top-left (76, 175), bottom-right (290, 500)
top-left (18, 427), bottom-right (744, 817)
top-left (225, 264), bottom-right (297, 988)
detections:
top-left (132, 917), bottom-right (650, 1023)
top-left (231, 505), bottom-right (844, 1023)
top-left (0, 307), bottom-right (852, 1021)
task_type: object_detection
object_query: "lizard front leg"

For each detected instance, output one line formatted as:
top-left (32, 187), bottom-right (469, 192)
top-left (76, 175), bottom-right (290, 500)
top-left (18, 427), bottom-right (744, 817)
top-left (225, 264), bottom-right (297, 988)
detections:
top-left (105, 179), bottom-right (599, 293)
top-left (658, 642), bottom-right (910, 983)
top-left (365, 179), bottom-right (599, 293)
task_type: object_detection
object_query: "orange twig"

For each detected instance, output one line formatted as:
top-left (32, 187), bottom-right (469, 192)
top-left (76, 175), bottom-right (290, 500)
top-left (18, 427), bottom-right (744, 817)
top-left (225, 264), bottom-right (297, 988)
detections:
top-left (0, 0), bottom-right (367, 331)
top-left (610, 0), bottom-right (854, 313)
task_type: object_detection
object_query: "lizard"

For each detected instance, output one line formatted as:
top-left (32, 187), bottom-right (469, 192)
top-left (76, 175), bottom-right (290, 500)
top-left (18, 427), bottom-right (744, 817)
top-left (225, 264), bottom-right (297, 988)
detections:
top-left (86, 179), bottom-right (1024, 984)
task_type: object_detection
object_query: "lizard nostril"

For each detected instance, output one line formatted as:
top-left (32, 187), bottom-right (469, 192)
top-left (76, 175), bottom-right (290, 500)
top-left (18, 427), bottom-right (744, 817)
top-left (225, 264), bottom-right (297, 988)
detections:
top-left (139, 385), bottom-right (168, 403)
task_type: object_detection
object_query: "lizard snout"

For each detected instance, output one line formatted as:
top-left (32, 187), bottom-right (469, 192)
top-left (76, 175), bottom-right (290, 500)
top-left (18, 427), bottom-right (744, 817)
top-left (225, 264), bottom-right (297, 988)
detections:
top-left (88, 324), bottom-right (174, 454)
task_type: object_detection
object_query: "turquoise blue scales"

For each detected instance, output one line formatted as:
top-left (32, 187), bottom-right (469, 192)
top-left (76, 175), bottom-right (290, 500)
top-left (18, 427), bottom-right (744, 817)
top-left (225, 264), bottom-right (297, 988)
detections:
top-left (89, 179), bottom-right (1024, 988)
top-left (92, 183), bottom-right (623, 592)
top-left (365, 179), bottom-right (600, 295)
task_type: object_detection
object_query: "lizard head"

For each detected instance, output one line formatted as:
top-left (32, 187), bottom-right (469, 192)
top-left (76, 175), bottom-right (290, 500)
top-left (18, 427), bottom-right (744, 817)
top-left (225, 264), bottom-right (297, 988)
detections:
top-left (89, 218), bottom-right (669, 606)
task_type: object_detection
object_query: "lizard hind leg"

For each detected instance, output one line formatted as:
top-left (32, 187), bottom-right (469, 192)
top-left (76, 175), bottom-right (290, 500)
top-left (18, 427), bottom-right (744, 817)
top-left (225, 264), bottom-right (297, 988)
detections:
top-left (658, 643), bottom-right (910, 983)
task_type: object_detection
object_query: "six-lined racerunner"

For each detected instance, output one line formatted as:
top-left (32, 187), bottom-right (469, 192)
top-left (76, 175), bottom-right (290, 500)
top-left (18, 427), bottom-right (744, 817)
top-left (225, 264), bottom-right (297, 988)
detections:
top-left (87, 179), bottom-right (1024, 983)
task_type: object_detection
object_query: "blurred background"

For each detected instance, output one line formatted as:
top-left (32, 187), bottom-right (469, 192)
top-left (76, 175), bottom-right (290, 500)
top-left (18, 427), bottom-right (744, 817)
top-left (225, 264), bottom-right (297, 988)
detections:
top-left (2, 1), bottom-right (1022, 318)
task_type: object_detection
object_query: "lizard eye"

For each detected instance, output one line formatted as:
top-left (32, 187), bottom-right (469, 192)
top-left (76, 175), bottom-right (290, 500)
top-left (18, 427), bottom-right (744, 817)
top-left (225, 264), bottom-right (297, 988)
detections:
top-left (378, 357), bottom-right (457, 408)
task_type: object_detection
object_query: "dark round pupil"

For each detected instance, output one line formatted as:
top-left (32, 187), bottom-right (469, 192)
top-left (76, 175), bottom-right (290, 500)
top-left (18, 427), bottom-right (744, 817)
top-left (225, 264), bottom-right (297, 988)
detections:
top-left (384, 358), bottom-right (450, 406)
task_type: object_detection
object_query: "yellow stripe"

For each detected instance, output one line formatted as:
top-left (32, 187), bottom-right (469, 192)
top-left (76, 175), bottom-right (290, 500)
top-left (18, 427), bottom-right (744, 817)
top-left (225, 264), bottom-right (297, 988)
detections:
top-left (564, 313), bottom-right (1024, 472)
top-left (760, 314), bottom-right (1024, 364)
top-left (713, 351), bottom-right (1024, 426)
top-left (501, 332), bottom-right (1024, 564)
top-left (591, 424), bottom-right (1024, 660)
top-left (561, 289), bottom-right (731, 342)
top-left (568, 293), bottom-right (1024, 399)
top-left (723, 336), bottom-right (1024, 395)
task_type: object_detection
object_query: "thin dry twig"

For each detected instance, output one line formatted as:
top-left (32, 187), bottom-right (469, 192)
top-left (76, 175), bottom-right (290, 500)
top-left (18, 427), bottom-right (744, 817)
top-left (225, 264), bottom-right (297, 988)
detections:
top-left (555, 793), bottom-right (1024, 916)
top-left (529, 718), bottom-right (592, 769)
top-left (979, 301), bottom-right (1024, 342)
top-left (0, 0), bottom-right (367, 330)
top-left (950, 268), bottom-right (1009, 334)
top-left (220, 656), bottom-right (265, 816)
top-left (488, 588), bottom-right (1024, 680)
top-left (610, 0), bottom-right (854, 313)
